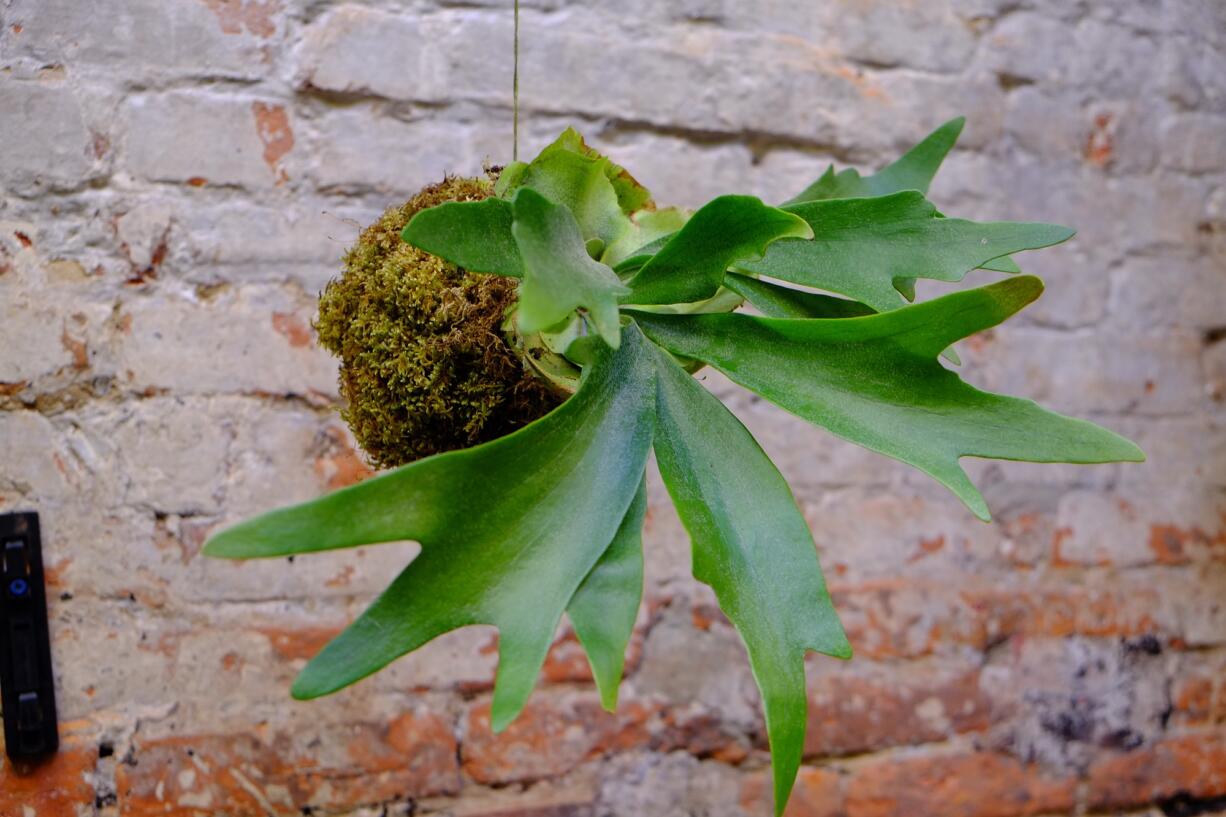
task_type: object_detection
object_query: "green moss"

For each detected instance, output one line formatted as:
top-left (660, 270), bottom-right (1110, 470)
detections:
top-left (315, 176), bottom-right (561, 469)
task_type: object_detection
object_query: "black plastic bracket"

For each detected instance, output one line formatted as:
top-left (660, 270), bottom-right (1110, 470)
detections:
top-left (0, 511), bottom-right (59, 760)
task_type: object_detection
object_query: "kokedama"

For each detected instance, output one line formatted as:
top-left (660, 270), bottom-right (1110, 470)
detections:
top-left (204, 120), bottom-right (1144, 814)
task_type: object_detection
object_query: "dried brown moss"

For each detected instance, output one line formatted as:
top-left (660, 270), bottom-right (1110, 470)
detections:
top-left (315, 176), bottom-right (561, 468)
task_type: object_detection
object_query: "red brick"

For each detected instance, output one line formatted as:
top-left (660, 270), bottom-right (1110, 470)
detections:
top-left (251, 102), bottom-right (293, 182)
top-left (462, 694), bottom-right (656, 785)
top-left (960, 585), bottom-right (1170, 642)
top-left (116, 717), bottom-right (459, 816)
top-left (1148, 523), bottom-right (1226, 565)
top-left (457, 804), bottom-right (594, 817)
top-left (1172, 675), bottom-right (1215, 726)
top-left (1087, 731), bottom-right (1226, 810)
top-left (256, 624), bottom-right (343, 661)
top-left (845, 751), bottom-right (1076, 817)
top-left (828, 579), bottom-right (1177, 660)
top-left (540, 614), bottom-right (652, 687)
top-left (312, 426), bottom-right (374, 491)
top-left (805, 667), bottom-right (991, 757)
top-left (270, 310), bottom-right (311, 349)
top-left (335, 712), bottom-right (461, 800)
top-left (661, 707), bottom-right (751, 764)
top-left (1084, 112), bottom-right (1115, 168)
top-left (539, 630), bottom-right (595, 685)
top-left (741, 766), bottom-right (844, 817)
top-left (201, 0), bottom-right (280, 38)
top-left (0, 738), bottom-right (97, 817)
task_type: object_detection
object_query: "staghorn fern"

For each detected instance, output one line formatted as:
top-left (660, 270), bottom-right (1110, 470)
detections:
top-left (204, 119), bottom-right (1143, 815)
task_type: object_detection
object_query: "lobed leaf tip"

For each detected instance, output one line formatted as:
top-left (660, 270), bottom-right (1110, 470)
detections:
top-left (968, 493), bottom-right (993, 523)
top-left (1106, 434), bottom-right (1146, 464)
top-left (597, 688), bottom-right (620, 713)
top-left (489, 705), bottom-right (518, 734)
top-left (788, 212), bottom-right (816, 241)
top-left (1036, 221), bottom-right (1076, 246)
top-left (995, 273), bottom-right (1045, 307)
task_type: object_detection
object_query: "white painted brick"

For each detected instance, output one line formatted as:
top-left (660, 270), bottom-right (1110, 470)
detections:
top-left (0, 79), bottom-right (99, 194)
top-left (1003, 88), bottom-right (1087, 162)
top-left (982, 12), bottom-right (1077, 86)
top-left (107, 397), bottom-right (232, 513)
top-left (840, 72), bottom-right (1005, 154)
top-left (296, 5), bottom-right (426, 99)
top-left (1009, 242), bottom-right (1110, 330)
top-left (1160, 112), bottom-right (1226, 174)
top-left (1068, 18), bottom-right (1163, 97)
top-left (1115, 416), bottom-right (1226, 490)
top-left (0, 411), bottom-right (69, 499)
top-left (307, 108), bottom-right (476, 193)
top-left (121, 92), bottom-right (294, 187)
top-left (1109, 254), bottom-right (1226, 331)
top-left (970, 328), bottom-right (1207, 416)
top-left (811, 1), bottom-right (978, 74)
top-left (0, 0), bottom-right (277, 83)
top-left (181, 201), bottom-right (373, 293)
top-left (113, 285), bottom-right (337, 398)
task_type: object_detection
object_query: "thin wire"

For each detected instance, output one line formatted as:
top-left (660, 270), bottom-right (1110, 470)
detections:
top-left (512, 0), bottom-right (520, 162)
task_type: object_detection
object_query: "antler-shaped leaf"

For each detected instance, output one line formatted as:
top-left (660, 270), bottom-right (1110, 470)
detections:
top-left (786, 116), bottom-right (964, 204)
top-left (401, 197), bottom-right (523, 278)
top-left (203, 328), bottom-right (656, 729)
top-left (783, 117), bottom-right (1019, 277)
top-left (603, 207), bottom-right (690, 269)
top-left (567, 477), bottom-right (647, 711)
top-left (404, 131), bottom-right (656, 275)
top-left (725, 272), bottom-right (874, 319)
top-left (737, 192), bottom-right (1072, 313)
top-left (632, 276), bottom-right (1143, 521)
top-left (647, 341), bottom-right (849, 816)
top-left (512, 187), bottom-right (629, 348)
top-left (497, 128), bottom-right (649, 250)
top-left (624, 195), bottom-right (812, 306)
top-left (726, 272), bottom-right (964, 365)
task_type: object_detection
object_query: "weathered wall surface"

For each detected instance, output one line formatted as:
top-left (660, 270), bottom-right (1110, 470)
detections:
top-left (1, 0), bottom-right (1224, 815)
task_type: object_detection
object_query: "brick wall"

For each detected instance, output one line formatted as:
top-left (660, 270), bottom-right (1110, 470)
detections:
top-left (1, 1), bottom-right (1224, 815)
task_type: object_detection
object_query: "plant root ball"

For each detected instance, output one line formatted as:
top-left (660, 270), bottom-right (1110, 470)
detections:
top-left (315, 176), bottom-right (561, 469)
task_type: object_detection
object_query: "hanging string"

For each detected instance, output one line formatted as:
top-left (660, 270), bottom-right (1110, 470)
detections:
top-left (513, 0), bottom-right (520, 162)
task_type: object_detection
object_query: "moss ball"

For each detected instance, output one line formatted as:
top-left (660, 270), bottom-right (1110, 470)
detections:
top-left (315, 176), bottom-right (561, 469)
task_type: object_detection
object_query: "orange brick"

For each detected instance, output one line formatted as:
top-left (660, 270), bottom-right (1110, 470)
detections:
top-left (1172, 675), bottom-right (1215, 726)
top-left (830, 579), bottom-right (1177, 661)
top-left (255, 625), bottom-right (343, 661)
top-left (960, 585), bottom-right (1169, 641)
top-left (0, 740), bottom-right (97, 817)
top-left (462, 694), bottom-right (656, 786)
top-left (539, 629), bottom-right (597, 685)
top-left (805, 668), bottom-right (991, 756)
top-left (1087, 731), bottom-right (1226, 810)
top-left (741, 766), bottom-right (844, 817)
top-left (845, 750), bottom-right (1075, 817)
top-left (457, 803), bottom-right (597, 817)
top-left (312, 426), bottom-right (374, 490)
top-left (540, 616), bottom-right (651, 688)
top-left (1148, 523), bottom-right (1226, 565)
top-left (117, 718), bottom-right (459, 816)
